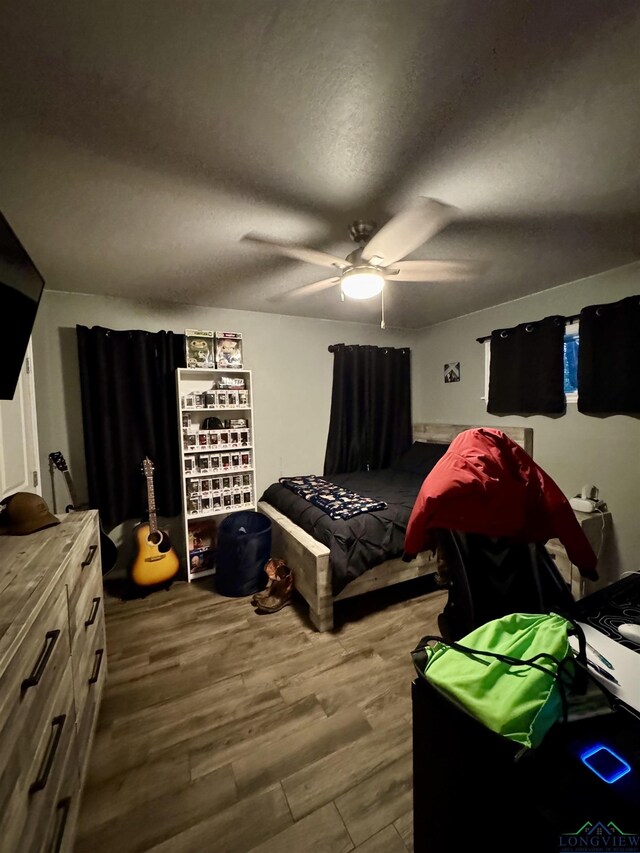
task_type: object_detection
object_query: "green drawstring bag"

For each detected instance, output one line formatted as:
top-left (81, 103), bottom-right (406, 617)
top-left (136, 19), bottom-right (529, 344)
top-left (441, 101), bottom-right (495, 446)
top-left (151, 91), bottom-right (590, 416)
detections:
top-left (412, 612), bottom-right (585, 749)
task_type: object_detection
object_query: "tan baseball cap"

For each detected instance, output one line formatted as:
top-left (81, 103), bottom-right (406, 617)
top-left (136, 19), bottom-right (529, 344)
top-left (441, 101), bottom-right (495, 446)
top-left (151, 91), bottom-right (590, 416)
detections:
top-left (0, 492), bottom-right (60, 536)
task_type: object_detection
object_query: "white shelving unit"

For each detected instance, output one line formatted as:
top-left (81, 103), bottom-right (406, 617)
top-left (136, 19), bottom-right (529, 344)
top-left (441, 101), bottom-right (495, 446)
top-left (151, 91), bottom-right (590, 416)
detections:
top-left (176, 368), bottom-right (256, 582)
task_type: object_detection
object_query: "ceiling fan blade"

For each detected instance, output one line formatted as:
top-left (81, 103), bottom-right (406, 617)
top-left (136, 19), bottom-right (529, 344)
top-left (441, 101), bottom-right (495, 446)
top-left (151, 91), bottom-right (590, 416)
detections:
top-left (275, 277), bottom-right (341, 299)
top-left (388, 259), bottom-right (489, 282)
top-left (242, 234), bottom-right (347, 269)
top-left (362, 198), bottom-right (457, 265)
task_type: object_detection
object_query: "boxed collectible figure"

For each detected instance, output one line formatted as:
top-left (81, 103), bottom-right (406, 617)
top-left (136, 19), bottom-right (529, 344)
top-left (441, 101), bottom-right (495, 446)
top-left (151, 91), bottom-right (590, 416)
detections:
top-left (215, 331), bottom-right (243, 368)
top-left (219, 376), bottom-right (245, 389)
top-left (185, 329), bottom-right (215, 369)
top-left (189, 547), bottom-right (215, 574)
top-left (188, 520), bottom-right (217, 574)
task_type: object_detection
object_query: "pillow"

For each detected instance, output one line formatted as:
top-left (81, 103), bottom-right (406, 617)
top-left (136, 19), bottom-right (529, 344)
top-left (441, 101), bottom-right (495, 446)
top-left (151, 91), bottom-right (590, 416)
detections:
top-left (396, 441), bottom-right (450, 476)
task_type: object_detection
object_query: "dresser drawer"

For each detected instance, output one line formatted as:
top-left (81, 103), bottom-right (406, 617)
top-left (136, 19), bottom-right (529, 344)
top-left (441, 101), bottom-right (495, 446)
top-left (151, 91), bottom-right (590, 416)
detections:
top-left (35, 729), bottom-right (81, 853)
top-left (71, 570), bottom-right (106, 723)
top-left (76, 638), bottom-right (107, 786)
top-left (69, 555), bottom-right (104, 655)
top-left (0, 585), bottom-right (71, 843)
top-left (62, 514), bottom-right (100, 593)
top-left (3, 660), bottom-right (76, 853)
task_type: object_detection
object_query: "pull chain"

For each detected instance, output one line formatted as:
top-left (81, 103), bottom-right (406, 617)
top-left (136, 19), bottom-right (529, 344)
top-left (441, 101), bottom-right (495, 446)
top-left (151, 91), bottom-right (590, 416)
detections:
top-left (380, 286), bottom-right (386, 329)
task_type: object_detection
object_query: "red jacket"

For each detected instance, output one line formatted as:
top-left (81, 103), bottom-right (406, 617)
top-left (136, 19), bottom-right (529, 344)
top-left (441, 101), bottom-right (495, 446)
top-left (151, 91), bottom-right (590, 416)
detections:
top-left (404, 428), bottom-right (598, 580)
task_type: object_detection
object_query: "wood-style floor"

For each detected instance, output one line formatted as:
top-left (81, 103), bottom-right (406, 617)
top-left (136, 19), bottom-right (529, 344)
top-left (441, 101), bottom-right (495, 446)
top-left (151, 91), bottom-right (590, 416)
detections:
top-left (74, 576), bottom-right (446, 853)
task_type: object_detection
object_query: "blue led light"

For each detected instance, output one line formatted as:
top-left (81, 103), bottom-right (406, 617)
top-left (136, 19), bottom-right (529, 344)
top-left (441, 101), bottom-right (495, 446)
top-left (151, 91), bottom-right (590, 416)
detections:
top-left (581, 745), bottom-right (631, 784)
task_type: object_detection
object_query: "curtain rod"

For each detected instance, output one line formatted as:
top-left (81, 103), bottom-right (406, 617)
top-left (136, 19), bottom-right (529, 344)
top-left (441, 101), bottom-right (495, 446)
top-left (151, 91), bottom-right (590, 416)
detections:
top-left (327, 344), bottom-right (411, 353)
top-left (476, 313), bottom-right (581, 344)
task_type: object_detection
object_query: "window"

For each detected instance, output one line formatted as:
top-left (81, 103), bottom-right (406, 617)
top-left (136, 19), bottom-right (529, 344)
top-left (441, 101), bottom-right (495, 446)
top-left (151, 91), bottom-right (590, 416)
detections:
top-left (483, 322), bottom-right (579, 404)
top-left (563, 323), bottom-right (579, 402)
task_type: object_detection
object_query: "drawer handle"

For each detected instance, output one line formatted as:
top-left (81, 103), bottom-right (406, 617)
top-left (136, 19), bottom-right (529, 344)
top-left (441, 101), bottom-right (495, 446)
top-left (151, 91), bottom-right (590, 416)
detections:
top-left (21, 629), bottom-right (60, 692)
top-left (29, 715), bottom-right (66, 794)
top-left (89, 648), bottom-right (105, 685)
top-left (81, 544), bottom-right (98, 569)
top-left (50, 796), bottom-right (72, 853)
top-left (85, 597), bottom-right (102, 628)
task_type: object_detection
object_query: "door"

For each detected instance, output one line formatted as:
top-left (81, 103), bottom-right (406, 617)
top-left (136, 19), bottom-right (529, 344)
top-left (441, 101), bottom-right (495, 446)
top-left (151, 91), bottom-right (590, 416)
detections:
top-left (0, 339), bottom-right (41, 500)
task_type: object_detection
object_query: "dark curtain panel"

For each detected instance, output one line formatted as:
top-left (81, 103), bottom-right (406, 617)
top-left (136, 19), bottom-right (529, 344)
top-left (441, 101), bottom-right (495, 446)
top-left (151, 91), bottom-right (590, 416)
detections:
top-left (77, 326), bottom-right (185, 528)
top-left (488, 315), bottom-right (565, 415)
top-left (323, 344), bottom-right (412, 476)
top-left (578, 295), bottom-right (640, 414)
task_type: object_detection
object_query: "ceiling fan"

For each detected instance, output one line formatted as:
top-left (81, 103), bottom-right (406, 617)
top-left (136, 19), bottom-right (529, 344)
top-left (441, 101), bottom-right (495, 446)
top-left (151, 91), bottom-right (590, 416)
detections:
top-left (241, 197), bottom-right (487, 327)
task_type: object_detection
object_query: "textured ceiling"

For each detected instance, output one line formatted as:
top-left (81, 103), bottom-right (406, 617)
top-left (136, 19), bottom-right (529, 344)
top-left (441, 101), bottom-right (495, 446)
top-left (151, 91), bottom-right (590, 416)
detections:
top-left (1, 1), bottom-right (640, 329)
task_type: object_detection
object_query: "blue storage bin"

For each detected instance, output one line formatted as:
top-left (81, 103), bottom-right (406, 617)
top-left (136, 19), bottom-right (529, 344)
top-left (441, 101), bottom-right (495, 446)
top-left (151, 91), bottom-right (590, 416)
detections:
top-left (215, 511), bottom-right (272, 597)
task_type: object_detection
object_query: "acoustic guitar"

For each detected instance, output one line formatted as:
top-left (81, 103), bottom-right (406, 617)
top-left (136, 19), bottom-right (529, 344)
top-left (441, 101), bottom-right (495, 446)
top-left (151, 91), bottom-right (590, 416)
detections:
top-left (130, 457), bottom-right (180, 587)
top-left (48, 451), bottom-right (118, 574)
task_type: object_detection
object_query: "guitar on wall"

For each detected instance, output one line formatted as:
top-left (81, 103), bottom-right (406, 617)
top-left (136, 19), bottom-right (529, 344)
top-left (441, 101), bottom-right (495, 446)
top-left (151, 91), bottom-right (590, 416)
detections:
top-left (129, 456), bottom-right (180, 588)
top-left (48, 451), bottom-right (118, 575)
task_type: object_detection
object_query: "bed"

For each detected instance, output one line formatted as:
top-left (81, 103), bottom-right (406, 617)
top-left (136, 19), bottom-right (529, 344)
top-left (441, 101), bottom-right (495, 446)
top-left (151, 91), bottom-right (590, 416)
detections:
top-left (258, 423), bottom-right (533, 631)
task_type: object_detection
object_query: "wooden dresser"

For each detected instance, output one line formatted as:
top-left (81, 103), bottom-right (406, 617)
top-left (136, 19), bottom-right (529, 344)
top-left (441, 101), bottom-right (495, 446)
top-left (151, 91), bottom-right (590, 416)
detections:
top-left (0, 511), bottom-right (106, 853)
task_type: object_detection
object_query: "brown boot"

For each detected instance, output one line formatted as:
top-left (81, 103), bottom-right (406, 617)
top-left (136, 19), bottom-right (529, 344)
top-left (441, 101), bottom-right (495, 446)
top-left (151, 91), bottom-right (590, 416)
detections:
top-left (250, 558), bottom-right (285, 606)
top-left (254, 564), bottom-right (293, 613)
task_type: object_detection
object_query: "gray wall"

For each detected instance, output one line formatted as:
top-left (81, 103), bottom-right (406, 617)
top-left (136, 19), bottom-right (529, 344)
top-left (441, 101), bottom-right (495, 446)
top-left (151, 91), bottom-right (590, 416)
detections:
top-left (32, 263), bottom-right (640, 580)
top-left (413, 261), bottom-right (640, 579)
top-left (32, 290), bottom-right (416, 516)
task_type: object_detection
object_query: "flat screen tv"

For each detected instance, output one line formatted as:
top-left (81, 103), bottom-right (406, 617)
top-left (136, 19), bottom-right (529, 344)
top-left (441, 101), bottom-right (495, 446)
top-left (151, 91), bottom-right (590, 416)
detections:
top-left (0, 212), bottom-right (45, 400)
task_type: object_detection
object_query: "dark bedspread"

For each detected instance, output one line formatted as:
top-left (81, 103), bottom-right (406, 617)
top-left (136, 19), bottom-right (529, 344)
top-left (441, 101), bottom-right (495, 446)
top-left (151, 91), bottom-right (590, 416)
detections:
top-left (260, 468), bottom-right (426, 595)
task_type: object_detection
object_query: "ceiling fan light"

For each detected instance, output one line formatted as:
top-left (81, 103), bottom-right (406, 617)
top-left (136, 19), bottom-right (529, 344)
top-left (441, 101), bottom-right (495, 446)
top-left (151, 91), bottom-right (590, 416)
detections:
top-left (341, 267), bottom-right (385, 300)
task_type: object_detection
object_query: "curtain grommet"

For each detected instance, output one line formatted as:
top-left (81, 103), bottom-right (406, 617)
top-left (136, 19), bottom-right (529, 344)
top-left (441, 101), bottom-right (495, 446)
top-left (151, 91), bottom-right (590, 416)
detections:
top-left (596, 307), bottom-right (604, 318)
top-left (500, 330), bottom-right (509, 339)
top-left (525, 324), bottom-right (534, 333)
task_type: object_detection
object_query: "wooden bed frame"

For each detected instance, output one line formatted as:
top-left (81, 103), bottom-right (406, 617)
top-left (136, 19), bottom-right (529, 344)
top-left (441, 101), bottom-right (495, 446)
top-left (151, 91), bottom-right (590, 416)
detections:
top-left (258, 423), bottom-right (533, 632)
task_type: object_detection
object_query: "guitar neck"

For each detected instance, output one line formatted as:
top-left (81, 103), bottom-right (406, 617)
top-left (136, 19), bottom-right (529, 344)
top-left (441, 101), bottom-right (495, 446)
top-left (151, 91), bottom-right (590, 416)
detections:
top-left (146, 474), bottom-right (158, 533)
top-left (62, 470), bottom-right (78, 509)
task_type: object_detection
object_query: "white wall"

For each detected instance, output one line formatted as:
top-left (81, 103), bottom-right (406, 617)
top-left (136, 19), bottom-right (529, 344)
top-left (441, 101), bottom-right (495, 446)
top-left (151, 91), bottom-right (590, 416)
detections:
top-left (413, 262), bottom-right (640, 579)
top-left (32, 290), bottom-right (417, 517)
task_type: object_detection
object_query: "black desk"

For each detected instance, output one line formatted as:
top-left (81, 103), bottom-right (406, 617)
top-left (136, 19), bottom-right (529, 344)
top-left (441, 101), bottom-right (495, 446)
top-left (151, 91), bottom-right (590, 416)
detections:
top-left (575, 573), bottom-right (640, 654)
top-left (412, 678), bottom-right (640, 852)
top-left (412, 576), bottom-right (640, 852)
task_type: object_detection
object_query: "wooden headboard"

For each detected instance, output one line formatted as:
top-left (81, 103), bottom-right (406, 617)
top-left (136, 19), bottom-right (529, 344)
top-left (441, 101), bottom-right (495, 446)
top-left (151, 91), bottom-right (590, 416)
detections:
top-left (412, 423), bottom-right (533, 457)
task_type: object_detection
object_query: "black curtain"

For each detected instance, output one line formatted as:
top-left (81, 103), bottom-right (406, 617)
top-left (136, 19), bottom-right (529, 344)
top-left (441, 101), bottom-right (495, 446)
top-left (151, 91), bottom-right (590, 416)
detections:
top-left (77, 326), bottom-right (185, 528)
top-left (323, 344), bottom-right (412, 476)
top-left (578, 295), bottom-right (640, 414)
top-left (488, 315), bottom-right (565, 415)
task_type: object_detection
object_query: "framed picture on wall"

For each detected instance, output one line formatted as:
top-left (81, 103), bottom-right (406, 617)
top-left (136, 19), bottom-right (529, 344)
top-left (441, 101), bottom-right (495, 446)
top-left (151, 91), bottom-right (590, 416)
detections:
top-left (444, 362), bottom-right (461, 383)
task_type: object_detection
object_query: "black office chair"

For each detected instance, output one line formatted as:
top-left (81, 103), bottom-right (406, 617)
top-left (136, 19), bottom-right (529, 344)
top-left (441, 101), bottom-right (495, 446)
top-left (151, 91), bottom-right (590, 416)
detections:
top-left (434, 529), bottom-right (576, 642)
top-left (412, 534), bottom-right (594, 852)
